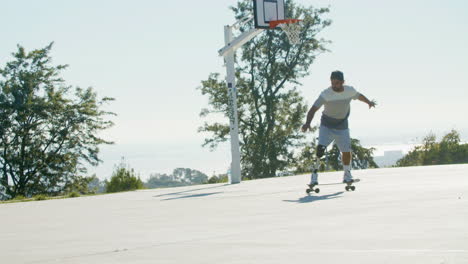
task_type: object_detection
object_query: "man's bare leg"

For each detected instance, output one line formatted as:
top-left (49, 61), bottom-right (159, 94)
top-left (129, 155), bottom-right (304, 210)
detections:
top-left (342, 152), bottom-right (353, 182)
top-left (342, 152), bottom-right (351, 166)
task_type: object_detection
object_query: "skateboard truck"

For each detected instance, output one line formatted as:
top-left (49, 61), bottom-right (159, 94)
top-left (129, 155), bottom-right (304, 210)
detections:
top-left (344, 181), bottom-right (356, 192)
top-left (306, 184), bottom-right (320, 194)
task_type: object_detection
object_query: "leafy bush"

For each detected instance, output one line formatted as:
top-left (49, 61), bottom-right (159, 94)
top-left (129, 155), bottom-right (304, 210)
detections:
top-left (13, 195), bottom-right (27, 201)
top-left (396, 130), bottom-right (468, 167)
top-left (207, 174), bottom-right (228, 184)
top-left (105, 160), bottom-right (144, 193)
top-left (33, 195), bottom-right (48, 201)
top-left (64, 175), bottom-right (99, 195)
top-left (145, 168), bottom-right (209, 188)
top-left (68, 192), bottom-right (80, 198)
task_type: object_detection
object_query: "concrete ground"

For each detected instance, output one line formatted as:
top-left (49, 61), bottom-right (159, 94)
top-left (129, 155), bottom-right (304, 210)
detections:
top-left (1, 164), bottom-right (467, 264)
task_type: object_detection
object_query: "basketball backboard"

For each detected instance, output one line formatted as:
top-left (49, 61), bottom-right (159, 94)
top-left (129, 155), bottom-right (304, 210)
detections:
top-left (253, 0), bottom-right (285, 29)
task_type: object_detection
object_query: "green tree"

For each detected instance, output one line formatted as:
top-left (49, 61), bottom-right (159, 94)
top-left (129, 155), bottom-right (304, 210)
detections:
top-left (87, 175), bottom-right (106, 193)
top-left (397, 133), bottom-right (436, 167)
top-left (172, 168), bottom-right (209, 184)
top-left (145, 173), bottom-right (186, 188)
top-left (0, 43), bottom-right (114, 198)
top-left (198, 0), bottom-right (331, 179)
top-left (145, 168), bottom-right (209, 188)
top-left (396, 146), bottom-right (423, 167)
top-left (396, 130), bottom-right (468, 167)
top-left (421, 133), bottom-right (439, 165)
top-left (439, 129), bottom-right (461, 164)
top-left (63, 175), bottom-right (99, 195)
top-left (105, 160), bottom-right (144, 193)
top-left (290, 126), bottom-right (319, 173)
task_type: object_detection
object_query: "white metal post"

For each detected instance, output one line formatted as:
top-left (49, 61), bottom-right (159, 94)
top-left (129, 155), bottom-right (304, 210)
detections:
top-left (224, 25), bottom-right (242, 184)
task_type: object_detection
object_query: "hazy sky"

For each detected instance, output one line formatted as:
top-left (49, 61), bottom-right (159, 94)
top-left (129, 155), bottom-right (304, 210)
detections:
top-left (1, 0), bottom-right (467, 180)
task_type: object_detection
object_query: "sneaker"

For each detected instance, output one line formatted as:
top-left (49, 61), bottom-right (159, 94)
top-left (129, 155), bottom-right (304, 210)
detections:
top-left (309, 172), bottom-right (318, 186)
top-left (343, 170), bottom-right (354, 183)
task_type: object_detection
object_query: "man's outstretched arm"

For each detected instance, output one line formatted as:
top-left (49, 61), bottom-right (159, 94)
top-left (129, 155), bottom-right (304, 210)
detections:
top-left (302, 105), bottom-right (320, 132)
top-left (358, 94), bottom-right (377, 108)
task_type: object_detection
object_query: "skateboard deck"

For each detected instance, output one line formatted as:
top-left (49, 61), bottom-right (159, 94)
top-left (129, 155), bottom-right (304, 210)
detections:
top-left (306, 179), bottom-right (361, 194)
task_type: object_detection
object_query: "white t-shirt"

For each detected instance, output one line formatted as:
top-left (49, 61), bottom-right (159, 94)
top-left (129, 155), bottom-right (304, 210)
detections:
top-left (313, 85), bottom-right (360, 129)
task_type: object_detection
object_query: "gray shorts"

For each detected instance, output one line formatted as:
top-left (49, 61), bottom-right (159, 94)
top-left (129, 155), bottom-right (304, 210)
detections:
top-left (318, 126), bottom-right (352, 152)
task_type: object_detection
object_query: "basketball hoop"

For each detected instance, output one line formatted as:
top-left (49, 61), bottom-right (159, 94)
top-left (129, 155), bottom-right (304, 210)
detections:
top-left (269, 19), bottom-right (302, 45)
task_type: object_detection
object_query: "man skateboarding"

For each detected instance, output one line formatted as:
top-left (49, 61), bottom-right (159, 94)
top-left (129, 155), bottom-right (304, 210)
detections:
top-left (301, 71), bottom-right (376, 185)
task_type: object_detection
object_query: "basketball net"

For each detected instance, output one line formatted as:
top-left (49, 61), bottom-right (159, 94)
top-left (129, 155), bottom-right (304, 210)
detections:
top-left (270, 19), bottom-right (302, 45)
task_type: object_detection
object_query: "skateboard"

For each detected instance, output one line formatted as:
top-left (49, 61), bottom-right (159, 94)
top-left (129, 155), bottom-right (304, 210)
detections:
top-left (306, 179), bottom-right (361, 194)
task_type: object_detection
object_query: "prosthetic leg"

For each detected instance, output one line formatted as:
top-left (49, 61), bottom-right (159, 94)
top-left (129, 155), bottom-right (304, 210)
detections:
top-left (306, 145), bottom-right (326, 194)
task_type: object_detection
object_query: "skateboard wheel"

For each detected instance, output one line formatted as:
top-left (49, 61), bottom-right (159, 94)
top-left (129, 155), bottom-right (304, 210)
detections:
top-left (345, 186), bottom-right (350, 191)
top-left (306, 189), bottom-right (311, 194)
top-left (315, 188), bottom-right (320, 193)
top-left (351, 186), bottom-right (356, 191)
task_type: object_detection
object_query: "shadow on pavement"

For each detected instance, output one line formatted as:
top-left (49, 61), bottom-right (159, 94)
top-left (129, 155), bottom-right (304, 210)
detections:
top-left (161, 192), bottom-right (224, 201)
top-left (153, 184), bottom-right (230, 198)
top-left (283, 192), bottom-right (344, 204)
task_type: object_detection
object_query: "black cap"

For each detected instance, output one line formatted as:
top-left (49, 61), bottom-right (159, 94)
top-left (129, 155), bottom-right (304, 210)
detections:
top-left (330, 71), bottom-right (344, 81)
